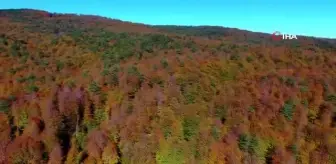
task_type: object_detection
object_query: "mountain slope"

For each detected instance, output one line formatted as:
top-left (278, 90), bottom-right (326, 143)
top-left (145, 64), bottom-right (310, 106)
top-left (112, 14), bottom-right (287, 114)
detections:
top-left (0, 9), bottom-right (336, 164)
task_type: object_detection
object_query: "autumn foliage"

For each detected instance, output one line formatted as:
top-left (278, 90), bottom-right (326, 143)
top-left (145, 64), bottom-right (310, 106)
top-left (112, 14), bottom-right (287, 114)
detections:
top-left (0, 9), bottom-right (336, 164)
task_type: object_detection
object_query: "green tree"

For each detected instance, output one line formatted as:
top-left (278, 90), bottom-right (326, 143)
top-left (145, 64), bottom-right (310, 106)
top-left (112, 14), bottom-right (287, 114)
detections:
top-left (88, 81), bottom-right (101, 94)
top-left (161, 58), bottom-right (169, 68)
top-left (282, 99), bottom-right (296, 120)
top-left (238, 134), bottom-right (250, 152)
top-left (0, 99), bottom-right (10, 114)
top-left (182, 117), bottom-right (199, 141)
top-left (127, 65), bottom-right (144, 82)
top-left (26, 84), bottom-right (39, 93)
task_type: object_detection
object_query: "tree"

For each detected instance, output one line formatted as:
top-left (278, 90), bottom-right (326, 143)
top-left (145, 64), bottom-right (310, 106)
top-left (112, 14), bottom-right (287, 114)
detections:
top-left (0, 99), bottom-right (10, 114)
top-left (282, 99), bottom-right (295, 120)
top-left (6, 136), bottom-right (44, 164)
top-left (182, 117), bottom-right (200, 141)
top-left (102, 142), bottom-right (120, 164)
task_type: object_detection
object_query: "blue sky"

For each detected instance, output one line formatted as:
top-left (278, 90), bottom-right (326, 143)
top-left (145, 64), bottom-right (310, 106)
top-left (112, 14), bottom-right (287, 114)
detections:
top-left (1, 0), bottom-right (336, 38)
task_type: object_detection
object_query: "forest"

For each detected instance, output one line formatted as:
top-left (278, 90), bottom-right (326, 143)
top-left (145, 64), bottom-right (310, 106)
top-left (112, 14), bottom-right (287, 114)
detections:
top-left (0, 9), bottom-right (336, 164)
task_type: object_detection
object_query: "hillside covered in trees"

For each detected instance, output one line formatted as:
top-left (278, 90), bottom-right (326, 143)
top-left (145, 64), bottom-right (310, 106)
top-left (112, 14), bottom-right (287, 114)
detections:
top-left (0, 9), bottom-right (336, 164)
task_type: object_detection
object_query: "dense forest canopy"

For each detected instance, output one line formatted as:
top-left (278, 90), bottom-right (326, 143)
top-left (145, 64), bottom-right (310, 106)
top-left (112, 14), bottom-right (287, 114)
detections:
top-left (0, 9), bottom-right (335, 164)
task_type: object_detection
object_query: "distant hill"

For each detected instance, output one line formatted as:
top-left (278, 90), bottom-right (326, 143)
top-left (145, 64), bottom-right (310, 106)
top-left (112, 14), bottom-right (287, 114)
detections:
top-left (1, 9), bottom-right (335, 49)
top-left (154, 25), bottom-right (336, 49)
top-left (0, 9), bottom-right (335, 164)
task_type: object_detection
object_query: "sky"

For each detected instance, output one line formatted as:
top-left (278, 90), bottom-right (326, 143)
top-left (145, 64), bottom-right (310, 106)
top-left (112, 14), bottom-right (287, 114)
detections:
top-left (1, 0), bottom-right (336, 38)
